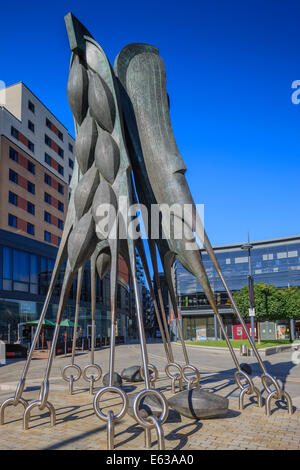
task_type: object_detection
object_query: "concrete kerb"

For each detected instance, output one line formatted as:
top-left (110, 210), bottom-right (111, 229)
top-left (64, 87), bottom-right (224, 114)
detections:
top-left (173, 341), bottom-right (300, 356)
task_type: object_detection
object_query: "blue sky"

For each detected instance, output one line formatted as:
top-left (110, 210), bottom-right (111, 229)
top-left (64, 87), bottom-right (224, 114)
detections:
top-left (1, 0), bottom-right (299, 246)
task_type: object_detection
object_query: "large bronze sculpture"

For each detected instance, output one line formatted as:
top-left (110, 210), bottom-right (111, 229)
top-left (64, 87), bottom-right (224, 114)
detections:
top-left (0, 13), bottom-right (293, 450)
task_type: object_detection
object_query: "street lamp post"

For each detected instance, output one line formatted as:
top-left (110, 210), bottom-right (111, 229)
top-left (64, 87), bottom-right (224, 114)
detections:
top-left (241, 241), bottom-right (256, 343)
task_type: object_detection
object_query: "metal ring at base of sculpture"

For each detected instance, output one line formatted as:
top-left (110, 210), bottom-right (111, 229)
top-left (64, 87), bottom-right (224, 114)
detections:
top-left (140, 364), bottom-right (158, 388)
top-left (93, 386), bottom-right (128, 422)
top-left (0, 397), bottom-right (28, 425)
top-left (133, 389), bottom-right (168, 429)
top-left (235, 370), bottom-right (254, 394)
top-left (23, 399), bottom-right (56, 430)
top-left (62, 364), bottom-right (82, 394)
top-left (62, 364), bottom-right (82, 382)
top-left (83, 364), bottom-right (102, 382)
top-left (234, 370), bottom-right (262, 410)
top-left (165, 363), bottom-right (183, 393)
top-left (261, 374), bottom-right (293, 416)
top-left (182, 364), bottom-right (200, 390)
top-left (38, 380), bottom-right (50, 410)
top-left (83, 363), bottom-right (102, 393)
top-left (261, 373), bottom-right (281, 398)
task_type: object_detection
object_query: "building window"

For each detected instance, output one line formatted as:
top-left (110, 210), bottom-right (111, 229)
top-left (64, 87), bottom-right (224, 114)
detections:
top-left (27, 161), bottom-right (35, 174)
top-left (27, 181), bottom-right (35, 195)
top-left (11, 126), bottom-right (19, 139)
top-left (46, 118), bottom-right (51, 129)
top-left (45, 134), bottom-right (51, 147)
top-left (58, 219), bottom-right (64, 230)
top-left (44, 231), bottom-right (51, 242)
top-left (44, 192), bottom-right (51, 204)
top-left (69, 143), bottom-right (73, 153)
top-left (9, 169), bottom-right (18, 184)
top-left (58, 147), bottom-right (64, 158)
top-left (27, 223), bottom-right (35, 236)
top-left (44, 211), bottom-right (51, 223)
top-left (44, 173), bottom-right (51, 186)
top-left (69, 175), bottom-right (72, 184)
top-left (9, 191), bottom-right (18, 206)
top-left (58, 183), bottom-right (64, 195)
top-left (58, 164), bottom-right (64, 176)
top-left (9, 147), bottom-right (18, 162)
top-left (28, 140), bottom-right (34, 153)
top-left (58, 237), bottom-right (61, 246)
top-left (69, 158), bottom-right (74, 169)
top-left (58, 201), bottom-right (64, 212)
top-left (28, 100), bottom-right (35, 113)
top-left (45, 153), bottom-right (51, 165)
top-left (28, 120), bottom-right (35, 133)
top-left (8, 214), bottom-right (17, 228)
top-left (27, 201), bottom-right (35, 215)
top-left (58, 131), bottom-right (63, 141)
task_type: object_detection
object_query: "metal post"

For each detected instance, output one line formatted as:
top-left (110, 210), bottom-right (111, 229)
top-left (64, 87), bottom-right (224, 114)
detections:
top-left (241, 240), bottom-right (256, 344)
top-left (248, 247), bottom-right (255, 344)
top-left (290, 319), bottom-right (295, 342)
top-left (214, 314), bottom-right (218, 341)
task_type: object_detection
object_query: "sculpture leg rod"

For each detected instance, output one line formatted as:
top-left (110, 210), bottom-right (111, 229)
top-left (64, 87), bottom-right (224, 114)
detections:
top-left (62, 268), bottom-right (83, 394)
top-left (24, 263), bottom-right (76, 429)
top-left (128, 239), bottom-right (150, 389)
top-left (149, 240), bottom-right (174, 362)
top-left (108, 237), bottom-right (118, 386)
top-left (71, 267), bottom-right (83, 364)
top-left (136, 238), bottom-right (171, 363)
top-left (83, 255), bottom-right (102, 394)
top-left (202, 230), bottom-right (267, 374)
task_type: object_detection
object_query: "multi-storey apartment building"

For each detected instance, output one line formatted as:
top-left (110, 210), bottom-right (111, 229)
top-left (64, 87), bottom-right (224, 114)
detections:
top-left (0, 82), bottom-right (75, 246)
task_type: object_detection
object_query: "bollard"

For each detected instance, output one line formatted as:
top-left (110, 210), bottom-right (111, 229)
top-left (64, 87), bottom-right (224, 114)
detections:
top-left (0, 341), bottom-right (6, 366)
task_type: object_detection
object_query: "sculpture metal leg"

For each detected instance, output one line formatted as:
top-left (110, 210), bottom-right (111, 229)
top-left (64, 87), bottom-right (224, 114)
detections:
top-left (163, 255), bottom-right (202, 391)
top-left (82, 255), bottom-right (102, 394)
top-left (136, 237), bottom-right (171, 364)
top-left (128, 239), bottom-right (168, 450)
top-left (62, 268), bottom-right (83, 394)
top-left (93, 237), bottom-right (127, 450)
top-left (0, 236), bottom-right (70, 425)
top-left (201, 230), bottom-right (292, 414)
top-left (23, 262), bottom-right (76, 429)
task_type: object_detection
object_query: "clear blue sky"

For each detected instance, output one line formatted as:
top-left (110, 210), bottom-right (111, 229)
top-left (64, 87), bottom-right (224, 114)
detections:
top-left (1, 0), bottom-right (299, 246)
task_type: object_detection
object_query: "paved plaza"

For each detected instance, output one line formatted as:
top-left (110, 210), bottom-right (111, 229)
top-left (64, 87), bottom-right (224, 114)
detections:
top-left (0, 342), bottom-right (300, 450)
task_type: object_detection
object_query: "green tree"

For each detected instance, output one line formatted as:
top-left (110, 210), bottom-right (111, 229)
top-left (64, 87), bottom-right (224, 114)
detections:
top-left (233, 283), bottom-right (285, 321)
top-left (280, 286), bottom-right (300, 320)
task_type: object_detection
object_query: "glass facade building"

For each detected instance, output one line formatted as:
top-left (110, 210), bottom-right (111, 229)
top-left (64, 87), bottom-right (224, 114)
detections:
top-left (0, 229), bottom-right (130, 345)
top-left (175, 236), bottom-right (300, 340)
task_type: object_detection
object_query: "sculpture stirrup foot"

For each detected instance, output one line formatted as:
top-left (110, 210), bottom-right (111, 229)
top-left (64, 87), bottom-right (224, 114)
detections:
top-left (235, 370), bottom-right (263, 410)
top-left (262, 374), bottom-right (293, 416)
top-left (23, 400), bottom-right (56, 430)
top-left (93, 386), bottom-right (128, 450)
top-left (0, 397), bottom-right (28, 425)
top-left (0, 378), bottom-right (28, 425)
top-left (23, 380), bottom-right (56, 430)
